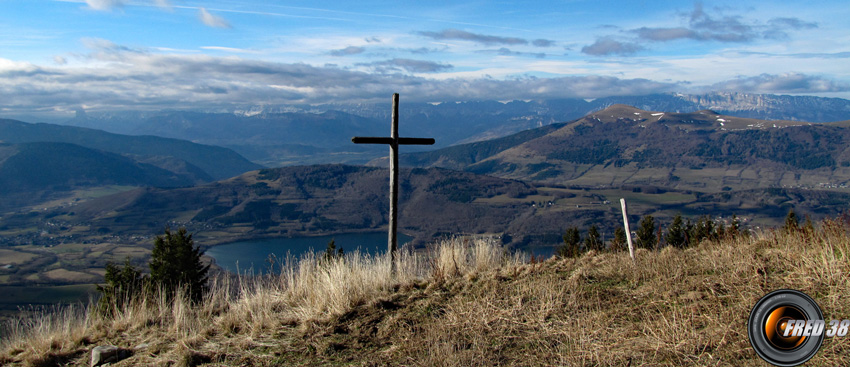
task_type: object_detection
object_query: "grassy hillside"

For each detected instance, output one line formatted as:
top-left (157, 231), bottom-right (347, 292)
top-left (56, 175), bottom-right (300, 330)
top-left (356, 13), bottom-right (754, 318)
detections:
top-left (15, 165), bottom-right (540, 247)
top-left (396, 122), bottom-right (566, 170)
top-left (0, 118), bottom-right (261, 180)
top-left (0, 141), bottom-right (217, 212)
top-left (399, 105), bottom-right (850, 192)
top-left (2, 221), bottom-right (850, 366)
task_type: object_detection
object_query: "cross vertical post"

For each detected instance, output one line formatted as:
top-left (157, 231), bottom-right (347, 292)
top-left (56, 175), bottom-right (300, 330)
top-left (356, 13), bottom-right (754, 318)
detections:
top-left (352, 93), bottom-right (435, 275)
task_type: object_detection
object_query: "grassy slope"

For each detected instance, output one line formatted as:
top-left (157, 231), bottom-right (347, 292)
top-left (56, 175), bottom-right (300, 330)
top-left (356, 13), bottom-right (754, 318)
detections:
top-left (3, 224), bottom-right (850, 366)
top-left (398, 105), bottom-right (850, 193)
top-left (398, 122), bottom-right (566, 170)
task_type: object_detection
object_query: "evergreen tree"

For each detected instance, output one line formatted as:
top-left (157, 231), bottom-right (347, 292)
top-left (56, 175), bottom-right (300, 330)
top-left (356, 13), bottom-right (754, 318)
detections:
top-left (716, 219), bottom-right (727, 239)
top-left (149, 227), bottom-right (209, 303)
top-left (97, 257), bottom-right (144, 313)
top-left (635, 215), bottom-right (657, 250)
top-left (783, 210), bottom-right (800, 232)
top-left (689, 215), bottom-right (716, 246)
top-left (665, 214), bottom-right (687, 249)
top-left (610, 227), bottom-right (627, 252)
top-left (703, 216), bottom-right (716, 241)
top-left (323, 238), bottom-right (344, 262)
top-left (729, 214), bottom-right (741, 238)
top-left (585, 225), bottom-right (603, 252)
top-left (656, 225), bottom-right (663, 249)
top-left (501, 233), bottom-right (513, 245)
top-left (684, 218), bottom-right (694, 246)
top-left (558, 227), bottom-right (582, 258)
top-left (803, 215), bottom-right (815, 233)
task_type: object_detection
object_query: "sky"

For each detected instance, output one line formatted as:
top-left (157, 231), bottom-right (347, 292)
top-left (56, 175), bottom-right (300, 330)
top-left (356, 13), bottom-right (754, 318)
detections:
top-left (1, 0), bottom-right (849, 119)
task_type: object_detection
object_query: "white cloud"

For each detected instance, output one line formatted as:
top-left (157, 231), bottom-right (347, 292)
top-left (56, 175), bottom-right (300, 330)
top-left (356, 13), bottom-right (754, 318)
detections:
top-left (329, 46), bottom-right (365, 57)
top-left (153, 0), bottom-right (173, 11)
top-left (1, 40), bottom-right (848, 118)
top-left (201, 46), bottom-right (260, 54)
top-left (0, 45), bottom-right (678, 115)
top-left (85, 0), bottom-right (125, 11)
top-left (418, 29), bottom-right (528, 46)
top-left (708, 73), bottom-right (850, 94)
top-left (199, 8), bottom-right (231, 28)
top-left (583, 3), bottom-right (818, 57)
top-left (582, 37), bottom-right (644, 56)
top-left (359, 58), bottom-right (453, 73)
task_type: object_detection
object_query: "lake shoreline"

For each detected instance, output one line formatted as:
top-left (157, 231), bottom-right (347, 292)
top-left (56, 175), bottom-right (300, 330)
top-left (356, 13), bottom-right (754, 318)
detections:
top-left (205, 232), bottom-right (415, 275)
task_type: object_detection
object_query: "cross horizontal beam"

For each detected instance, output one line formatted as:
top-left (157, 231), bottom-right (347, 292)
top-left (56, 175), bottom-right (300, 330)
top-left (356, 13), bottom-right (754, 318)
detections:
top-left (351, 137), bottom-right (436, 145)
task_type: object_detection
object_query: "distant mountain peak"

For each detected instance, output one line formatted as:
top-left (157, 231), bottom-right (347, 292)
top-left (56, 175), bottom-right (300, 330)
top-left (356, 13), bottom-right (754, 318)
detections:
top-left (587, 104), bottom-right (663, 124)
top-left (695, 109), bottom-right (720, 115)
top-left (597, 104), bottom-right (648, 113)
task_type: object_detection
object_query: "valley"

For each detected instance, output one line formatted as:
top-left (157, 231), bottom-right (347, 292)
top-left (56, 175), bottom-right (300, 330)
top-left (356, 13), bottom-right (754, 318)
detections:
top-left (2, 165), bottom-right (849, 291)
top-left (3, 94), bottom-right (850, 311)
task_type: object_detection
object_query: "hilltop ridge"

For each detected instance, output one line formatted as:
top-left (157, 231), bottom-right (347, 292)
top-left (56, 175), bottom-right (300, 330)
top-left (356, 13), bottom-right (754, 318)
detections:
top-left (396, 104), bottom-right (848, 191)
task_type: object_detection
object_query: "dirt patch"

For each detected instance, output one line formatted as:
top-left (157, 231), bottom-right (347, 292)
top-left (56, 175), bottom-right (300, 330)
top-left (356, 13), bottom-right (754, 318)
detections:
top-left (110, 247), bottom-right (149, 259)
top-left (43, 269), bottom-right (99, 283)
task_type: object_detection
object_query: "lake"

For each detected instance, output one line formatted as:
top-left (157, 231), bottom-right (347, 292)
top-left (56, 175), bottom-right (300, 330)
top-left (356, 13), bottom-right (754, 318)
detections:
top-left (0, 284), bottom-right (98, 311)
top-left (205, 232), bottom-right (413, 274)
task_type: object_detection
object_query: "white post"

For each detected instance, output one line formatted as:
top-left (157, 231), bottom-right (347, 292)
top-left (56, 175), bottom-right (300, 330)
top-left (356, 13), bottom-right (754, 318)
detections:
top-left (389, 93), bottom-right (399, 275)
top-left (620, 198), bottom-right (635, 261)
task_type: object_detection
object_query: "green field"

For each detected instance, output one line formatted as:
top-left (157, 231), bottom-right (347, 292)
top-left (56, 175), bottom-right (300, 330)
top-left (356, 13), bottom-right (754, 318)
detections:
top-left (13, 185), bottom-right (140, 214)
top-left (475, 186), bottom-right (698, 216)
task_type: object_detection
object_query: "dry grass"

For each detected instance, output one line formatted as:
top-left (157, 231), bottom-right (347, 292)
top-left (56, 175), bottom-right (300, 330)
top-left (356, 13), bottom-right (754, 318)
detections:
top-left (382, 222), bottom-right (850, 366)
top-left (2, 225), bottom-right (850, 366)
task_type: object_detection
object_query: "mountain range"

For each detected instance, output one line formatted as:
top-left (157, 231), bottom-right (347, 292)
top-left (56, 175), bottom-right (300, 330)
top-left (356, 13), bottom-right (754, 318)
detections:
top-left (0, 119), bottom-right (261, 180)
top-left (0, 118), bottom-right (262, 210)
top-left (59, 92), bottom-right (850, 167)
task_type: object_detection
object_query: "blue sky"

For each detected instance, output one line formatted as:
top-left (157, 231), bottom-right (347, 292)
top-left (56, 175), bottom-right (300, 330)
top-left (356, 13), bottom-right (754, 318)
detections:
top-left (1, 0), bottom-right (849, 118)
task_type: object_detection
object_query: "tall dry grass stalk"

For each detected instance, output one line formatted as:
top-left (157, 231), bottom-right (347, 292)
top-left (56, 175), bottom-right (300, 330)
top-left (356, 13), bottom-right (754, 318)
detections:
top-left (431, 237), bottom-right (516, 280)
top-left (0, 304), bottom-right (93, 365)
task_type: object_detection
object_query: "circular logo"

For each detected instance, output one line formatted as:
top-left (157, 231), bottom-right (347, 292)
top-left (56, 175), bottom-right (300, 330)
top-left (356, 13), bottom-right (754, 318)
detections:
top-left (748, 289), bottom-right (825, 366)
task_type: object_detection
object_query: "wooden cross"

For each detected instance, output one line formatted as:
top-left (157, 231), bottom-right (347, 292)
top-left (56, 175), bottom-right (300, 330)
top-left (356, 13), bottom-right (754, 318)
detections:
top-left (352, 93), bottom-right (435, 274)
